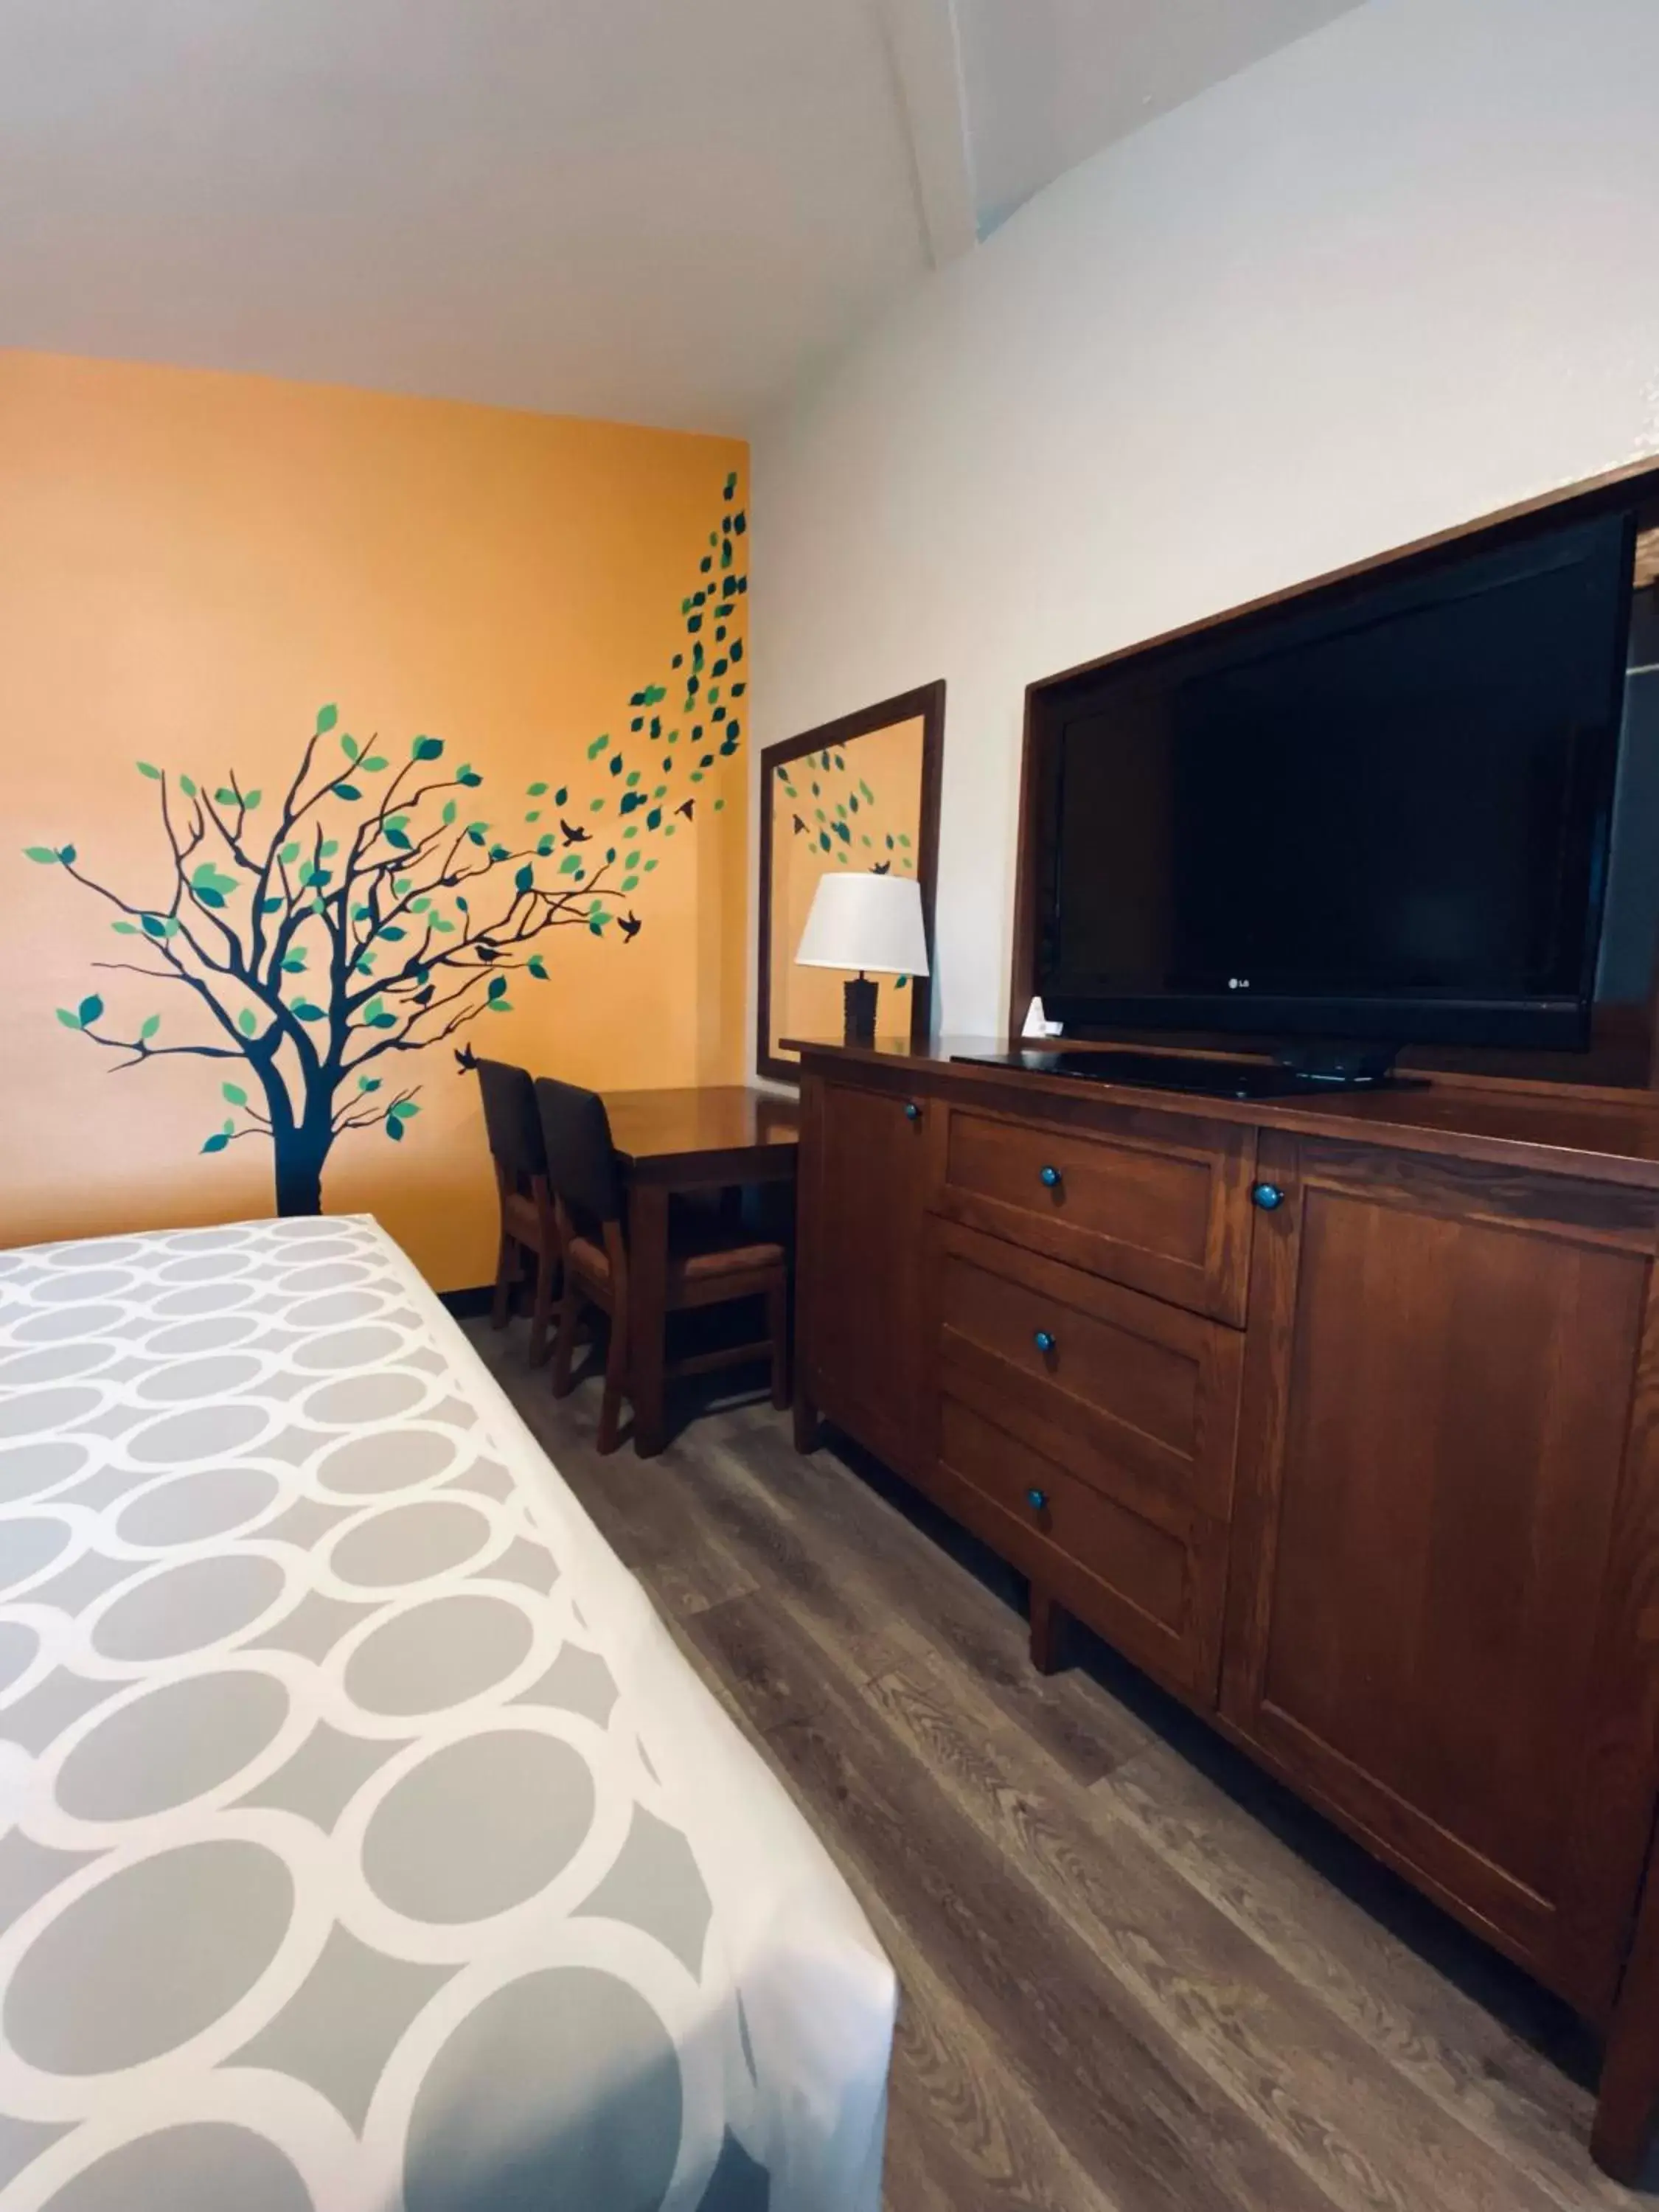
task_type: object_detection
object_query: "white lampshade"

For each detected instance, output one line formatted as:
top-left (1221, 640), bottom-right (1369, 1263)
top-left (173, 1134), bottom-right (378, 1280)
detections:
top-left (796, 870), bottom-right (930, 977)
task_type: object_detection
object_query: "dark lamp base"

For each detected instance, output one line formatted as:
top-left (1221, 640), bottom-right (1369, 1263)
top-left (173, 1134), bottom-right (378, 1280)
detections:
top-left (843, 973), bottom-right (878, 1046)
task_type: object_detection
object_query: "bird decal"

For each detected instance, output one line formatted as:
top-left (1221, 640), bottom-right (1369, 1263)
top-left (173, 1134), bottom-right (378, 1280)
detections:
top-left (871, 860), bottom-right (891, 875)
top-left (619, 911), bottom-right (643, 943)
top-left (675, 799), bottom-right (695, 821)
top-left (792, 813), bottom-right (807, 836)
top-left (454, 1043), bottom-right (479, 1074)
top-left (560, 818), bottom-right (591, 845)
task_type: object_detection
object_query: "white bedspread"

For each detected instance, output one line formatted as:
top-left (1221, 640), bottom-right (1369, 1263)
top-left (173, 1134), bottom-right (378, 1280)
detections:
top-left (0, 1215), bottom-right (894, 2211)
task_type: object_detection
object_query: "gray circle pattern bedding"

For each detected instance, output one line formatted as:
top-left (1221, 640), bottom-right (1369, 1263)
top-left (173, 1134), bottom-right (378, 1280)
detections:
top-left (0, 1217), bottom-right (893, 2211)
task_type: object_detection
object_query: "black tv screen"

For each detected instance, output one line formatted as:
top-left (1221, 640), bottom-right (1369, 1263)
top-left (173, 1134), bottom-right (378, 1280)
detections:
top-left (1034, 512), bottom-right (1635, 1050)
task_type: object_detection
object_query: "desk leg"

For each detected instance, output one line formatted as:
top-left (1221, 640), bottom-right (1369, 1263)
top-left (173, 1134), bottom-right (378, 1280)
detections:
top-left (627, 1182), bottom-right (670, 1458)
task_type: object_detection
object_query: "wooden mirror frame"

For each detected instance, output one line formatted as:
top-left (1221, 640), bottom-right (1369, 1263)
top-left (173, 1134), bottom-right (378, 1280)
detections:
top-left (757, 681), bottom-right (945, 1084)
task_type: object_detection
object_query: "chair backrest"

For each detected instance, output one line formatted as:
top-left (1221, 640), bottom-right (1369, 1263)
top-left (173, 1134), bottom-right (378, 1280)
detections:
top-left (474, 1058), bottom-right (546, 1184)
top-left (534, 1076), bottom-right (623, 1234)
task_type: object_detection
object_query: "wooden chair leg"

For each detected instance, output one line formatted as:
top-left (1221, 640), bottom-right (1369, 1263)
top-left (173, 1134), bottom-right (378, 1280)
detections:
top-left (550, 1276), bottom-right (583, 1399)
top-left (528, 1247), bottom-right (559, 1367)
top-left (490, 1230), bottom-right (517, 1329)
top-left (597, 1304), bottom-right (629, 1456)
top-left (766, 1278), bottom-right (790, 1411)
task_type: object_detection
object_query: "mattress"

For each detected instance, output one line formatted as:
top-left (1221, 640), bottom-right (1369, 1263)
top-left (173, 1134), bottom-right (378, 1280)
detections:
top-left (0, 1215), bottom-right (894, 2212)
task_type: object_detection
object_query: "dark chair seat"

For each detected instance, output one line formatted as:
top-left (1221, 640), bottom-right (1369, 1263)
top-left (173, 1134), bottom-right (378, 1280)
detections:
top-left (567, 1222), bottom-right (785, 1290)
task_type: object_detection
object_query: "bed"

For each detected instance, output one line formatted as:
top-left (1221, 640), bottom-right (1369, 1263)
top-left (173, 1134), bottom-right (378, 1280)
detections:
top-left (0, 1214), bottom-right (894, 2212)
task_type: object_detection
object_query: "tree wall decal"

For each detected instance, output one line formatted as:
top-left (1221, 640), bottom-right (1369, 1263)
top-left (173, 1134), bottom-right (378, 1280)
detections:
top-left (24, 477), bottom-right (747, 1218)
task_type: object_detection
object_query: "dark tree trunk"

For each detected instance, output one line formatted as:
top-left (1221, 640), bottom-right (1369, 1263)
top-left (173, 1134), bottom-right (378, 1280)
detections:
top-left (270, 1102), bottom-right (335, 1217)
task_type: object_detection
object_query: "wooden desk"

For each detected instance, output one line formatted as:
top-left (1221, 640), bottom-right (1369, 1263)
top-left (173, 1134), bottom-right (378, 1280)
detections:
top-left (605, 1085), bottom-right (799, 1455)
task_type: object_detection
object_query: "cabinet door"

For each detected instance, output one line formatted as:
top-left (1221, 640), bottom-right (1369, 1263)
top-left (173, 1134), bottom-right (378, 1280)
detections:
top-left (1222, 1132), bottom-right (1659, 2014)
top-left (797, 1070), bottom-right (939, 1479)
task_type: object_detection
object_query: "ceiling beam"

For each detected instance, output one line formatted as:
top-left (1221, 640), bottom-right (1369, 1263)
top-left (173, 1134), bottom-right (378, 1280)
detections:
top-left (876, 0), bottom-right (977, 267)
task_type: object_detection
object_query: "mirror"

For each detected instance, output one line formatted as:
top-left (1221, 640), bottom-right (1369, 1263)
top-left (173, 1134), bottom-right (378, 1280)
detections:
top-left (757, 682), bottom-right (945, 1081)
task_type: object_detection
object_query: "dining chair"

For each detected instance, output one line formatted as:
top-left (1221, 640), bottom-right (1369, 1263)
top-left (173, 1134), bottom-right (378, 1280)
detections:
top-left (473, 1057), bottom-right (560, 1364)
top-left (533, 1075), bottom-right (790, 1455)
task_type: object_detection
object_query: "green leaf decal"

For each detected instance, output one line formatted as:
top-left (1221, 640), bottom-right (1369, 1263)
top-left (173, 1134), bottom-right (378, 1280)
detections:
top-left (23, 847), bottom-right (58, 864)
top-left (77, 995), bottom-right (103, 1026)
top-left (55, 1007), bottom-right (81, 1030)
top-left (358, 1074), bottom-right (382, 1093)
top-left (527, 782), bottom-right (548, 796)
top-left (139, 1014), bottom-right (161, 1040)
top-left (222, 1082), bottom-right (248, 1107)
top-left (316, 704), bottom-right (338, 734)
top-left (136, 761), bottom-right (161, 779)
top-left (341, 734), bottom-right (361, 761)
top-left (237, 1009), bottom-right (257, 1036)
top-left (411, 735), bottom-right (444, 762)
top-left (515, 863), bottom-right (535, 894)
top-left (201, 1132), bottom-right (230, 1154)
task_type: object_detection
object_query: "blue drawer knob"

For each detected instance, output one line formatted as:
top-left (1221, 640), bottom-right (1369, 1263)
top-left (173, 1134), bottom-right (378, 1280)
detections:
top-left (1033, 1329), bottom-right (1057, 1356)
top-left (1038, 1164), bottom-right (1061, 1188)
top-left (1026, 1486), bottom-right (1048, 1513)
top-left (903, 1101), bottom-right (921, 1121)
top-left (1251, 1181), bottom-right (1285, 1211)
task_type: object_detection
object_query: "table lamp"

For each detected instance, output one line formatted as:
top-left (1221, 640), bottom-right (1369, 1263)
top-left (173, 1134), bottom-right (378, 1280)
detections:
top-left (796, 871), bottom-right (930, 1046)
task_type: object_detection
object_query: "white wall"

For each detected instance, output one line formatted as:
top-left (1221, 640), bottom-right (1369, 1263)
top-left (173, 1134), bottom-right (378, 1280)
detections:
top-left (751, 0), bottom-right (1659, 1043)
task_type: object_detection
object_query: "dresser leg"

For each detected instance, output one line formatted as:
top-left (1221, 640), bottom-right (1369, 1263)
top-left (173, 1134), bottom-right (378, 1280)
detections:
top-left (1592, 1851), bottom-right (1659, 2181)
top-left (792, 1389), bottom-right (821, 1455)
top-left (1029, 1586), bottom-right (1065, 1676)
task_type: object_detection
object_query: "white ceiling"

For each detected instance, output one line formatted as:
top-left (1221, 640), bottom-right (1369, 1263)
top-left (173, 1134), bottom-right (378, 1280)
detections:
top-left (0, 0), bottom-right (1366, 434)
top-left (956, 0), bottom-right (1366, 238)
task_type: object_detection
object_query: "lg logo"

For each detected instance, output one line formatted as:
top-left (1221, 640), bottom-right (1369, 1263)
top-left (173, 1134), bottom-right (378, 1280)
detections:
top-left (1228, 977), bottom-right (1251, 990)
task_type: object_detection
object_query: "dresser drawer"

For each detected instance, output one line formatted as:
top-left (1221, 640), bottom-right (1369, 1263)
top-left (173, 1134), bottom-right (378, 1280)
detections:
top-left (937, 1102), bottom-right (1253, 1321)
top-left (933, 1394), bottom-right (1225, 1703)
top-left (933, 1217), bottom-right (1242, 1526)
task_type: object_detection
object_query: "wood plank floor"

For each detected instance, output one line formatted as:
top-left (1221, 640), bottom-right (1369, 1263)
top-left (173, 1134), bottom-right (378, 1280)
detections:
top-left (467, 1318), bottom-right (1659, 2211)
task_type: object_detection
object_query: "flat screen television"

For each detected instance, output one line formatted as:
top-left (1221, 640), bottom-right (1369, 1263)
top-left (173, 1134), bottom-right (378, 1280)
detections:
top-left (1032, 509), bottom-right (1637, 1057)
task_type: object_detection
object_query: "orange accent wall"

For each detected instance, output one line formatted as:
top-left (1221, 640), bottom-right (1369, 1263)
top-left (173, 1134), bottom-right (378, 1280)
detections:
top-left (0, 352), bottom-right (748, 1289)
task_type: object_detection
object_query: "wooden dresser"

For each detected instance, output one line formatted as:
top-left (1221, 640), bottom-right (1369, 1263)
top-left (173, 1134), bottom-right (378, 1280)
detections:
top-left (791, 1037), bottom-right (1659, 2180)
